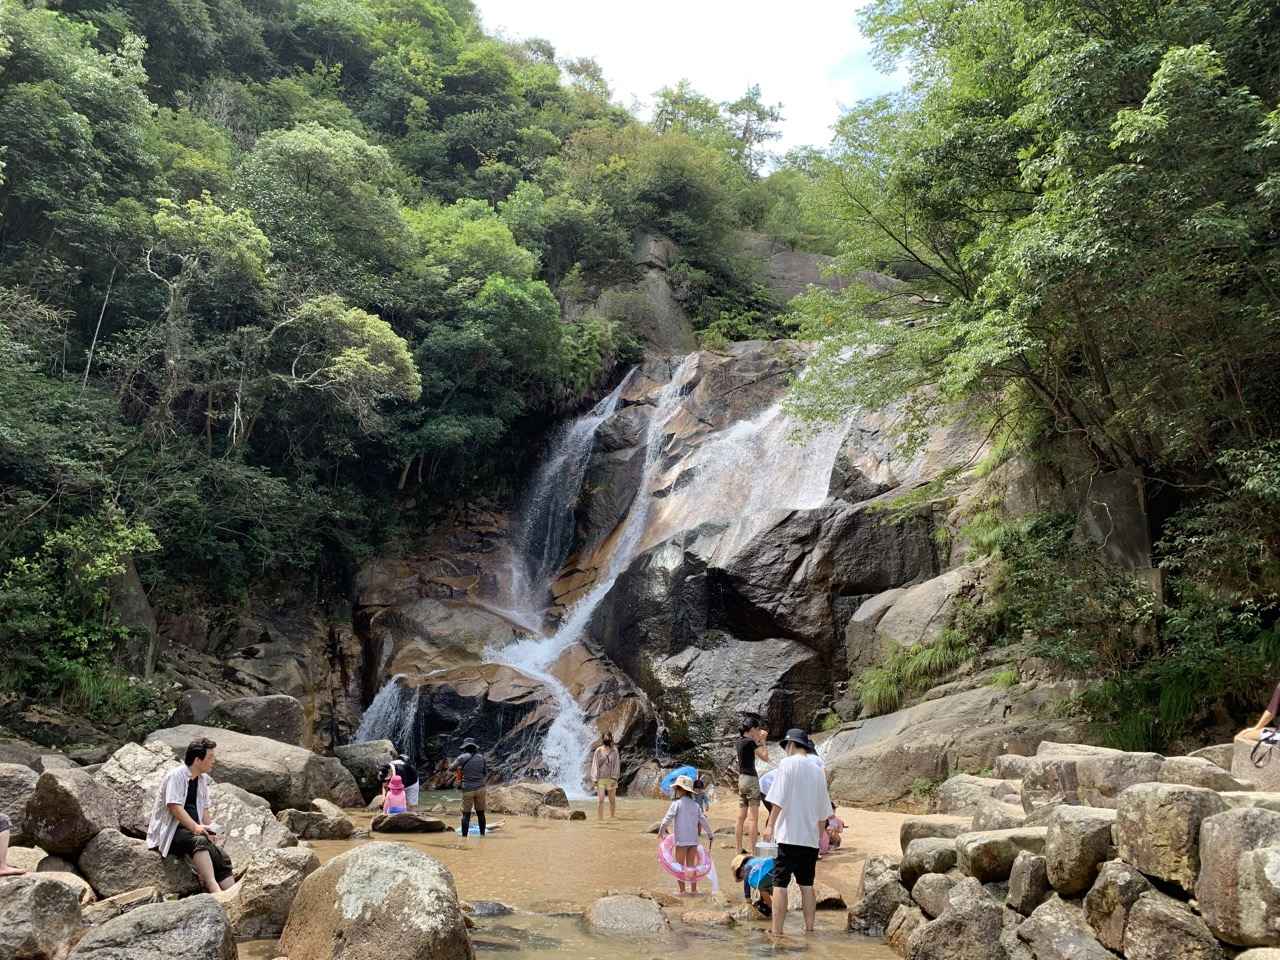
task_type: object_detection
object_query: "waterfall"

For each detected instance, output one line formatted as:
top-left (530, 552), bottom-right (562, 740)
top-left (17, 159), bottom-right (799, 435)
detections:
top-left (353, 674), bottom-right (416, 748)
top-left (484, 355), bottom-right (700, 796)
top-left (502, 372), bottom-right (634, 623)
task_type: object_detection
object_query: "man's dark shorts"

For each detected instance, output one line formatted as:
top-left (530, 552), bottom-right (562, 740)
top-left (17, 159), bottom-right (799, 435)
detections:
top-left (772, 842), bottom-right (818, 888)
top-left (169, 827), bottom-right (234, 883)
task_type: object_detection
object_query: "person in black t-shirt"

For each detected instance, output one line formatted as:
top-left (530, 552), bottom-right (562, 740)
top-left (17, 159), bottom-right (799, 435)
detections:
top-left (734, 717), bottom-right (769, 854)
top-left (1239, 682), bottom-right (1280, 741)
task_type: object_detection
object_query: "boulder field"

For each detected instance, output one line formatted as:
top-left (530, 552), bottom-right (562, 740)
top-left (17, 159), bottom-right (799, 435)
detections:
top-left (850, 738), bottom-right (1280, 959)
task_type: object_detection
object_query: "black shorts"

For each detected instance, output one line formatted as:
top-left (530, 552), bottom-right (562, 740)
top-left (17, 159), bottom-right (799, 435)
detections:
top-left (772, 842), bottom-right (818, 888)
top-left (169, 827), bottom-right (234, 883)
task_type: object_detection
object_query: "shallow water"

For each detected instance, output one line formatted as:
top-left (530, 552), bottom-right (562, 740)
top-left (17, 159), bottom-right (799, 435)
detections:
top-left (238, 796), bottom-right (905, 960)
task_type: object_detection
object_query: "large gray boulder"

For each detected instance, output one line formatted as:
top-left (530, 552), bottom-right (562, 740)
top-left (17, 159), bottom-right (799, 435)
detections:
top-left (911, 872), bottom-right (959, 920)
top-left (1196, 805), bottom-right (1280, 946)
top-left (1007, 851), bottom-right (1050, 917)
top-left (1189, 743), bottom-right (1234, 771)
top-left (278, 799), bottom-right (354, 840)
top-left (1083, 859), bottom-right (1152, 952)
top-left (485, 782), bottom-right (568, 816)
top-left (212, 845), bottom-right (319, 940)
top-left (0, 874), bottom-right (84, 960)
top-left (931, 775), bottom-right (1021, 816)
top-left (587, 894), bottom-right (672, 938)
top-left (886, 904), bottom-right (927, 956)
top-left (956, 828), bottom-right (1047, 883)
top-left (900, 816), bottom-right (973, 853)
top-left (24, 769), bottom-right (120, 857)
top-left (1043, 805), bottom-right (1116, 896)
top-left (206, 695), bottom-right (306, 746)
top-left (849, 870), bottom-right (913, 936)
top-left (0, 762), bottom-right (39, 845)
top-left (1124, 891), bottom-right (1226, 960)
top-left (1016, 895), bottom-right (1115, 960)
top-left (905, 878), bottom-right (1004, 960)
top-left (1235, 739), bottom-right (1280, 792)
top-left (1115, 782), bottom-right (1226, 893)
top-left (145, 725), bottom-right (361, 810)
top-left (77, 829), bottom-right (202, 899)
top-left (68, 894), bottom-right (235, 959)
top-left (876, 565), bottom-right (985, 651)
top-left (370, 811), bottom-right (448, 833)
top-left (1072, 752), bottom-right (1164, 808)
top-left (901, 837), bottom-right (958, 889)
top-left (1160, 755), bottom-right (1253, 792)
top-left (279, 842), bottom-right (471, 960)
top-left (333, 740), bottom-right (397, 803)
top-left (94, 742), bottom-right (174, 837)
top-left (973, 799), bottom-right (1027, 832)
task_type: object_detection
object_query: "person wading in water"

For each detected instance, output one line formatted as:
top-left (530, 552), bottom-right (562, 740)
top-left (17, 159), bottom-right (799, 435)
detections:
top-left (450, 738), bottom-right (489, 836)
top-left (591, 733), bottom-right (620, 820)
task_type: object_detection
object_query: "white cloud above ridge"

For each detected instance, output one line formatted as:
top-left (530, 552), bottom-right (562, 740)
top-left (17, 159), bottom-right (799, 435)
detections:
top-left (473, 0), bottom-right (905, 155)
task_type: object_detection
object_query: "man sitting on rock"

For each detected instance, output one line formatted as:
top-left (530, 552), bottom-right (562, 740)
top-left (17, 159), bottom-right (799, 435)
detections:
top-left (146, 736), bottom-right (235, 893)
top-left (0, 813), bottom-right (25, 876)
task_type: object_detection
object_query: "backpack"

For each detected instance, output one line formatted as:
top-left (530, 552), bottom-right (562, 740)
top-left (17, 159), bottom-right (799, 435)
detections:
top-left (1250, 729), bottom-right (1280, 768)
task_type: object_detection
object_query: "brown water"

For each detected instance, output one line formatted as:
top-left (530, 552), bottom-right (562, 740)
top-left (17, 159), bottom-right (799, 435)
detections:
top-left (239, 796), bottom-right (905, 960)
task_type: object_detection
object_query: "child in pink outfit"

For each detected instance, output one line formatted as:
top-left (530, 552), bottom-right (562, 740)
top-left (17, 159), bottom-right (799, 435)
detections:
top-left (384, 773), bottom-right (408, 814)
top-left (819, 811), bottom-right (845, 856)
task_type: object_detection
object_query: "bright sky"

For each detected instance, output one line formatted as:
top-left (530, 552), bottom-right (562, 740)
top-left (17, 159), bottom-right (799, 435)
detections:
top-left (473, 0), bottom-right (906, 156)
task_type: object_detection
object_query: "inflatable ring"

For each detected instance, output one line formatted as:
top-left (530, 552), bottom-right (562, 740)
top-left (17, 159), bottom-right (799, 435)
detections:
top-left (657, 834), bottom-right (713, 881)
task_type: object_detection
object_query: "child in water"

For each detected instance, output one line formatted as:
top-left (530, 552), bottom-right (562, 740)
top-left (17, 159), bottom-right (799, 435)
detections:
top-left (692, 777), bottom-right (712, 814)
top-left (659, 775), bottom-right (714, 894)
top-left (383, 770), bottom-right (408, 814)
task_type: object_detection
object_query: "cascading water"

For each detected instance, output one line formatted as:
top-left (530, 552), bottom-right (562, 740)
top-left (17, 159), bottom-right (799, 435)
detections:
top-left (353, 674), bottom-right (416, 749)
top-left (484, 356), bottom-right (700, 796)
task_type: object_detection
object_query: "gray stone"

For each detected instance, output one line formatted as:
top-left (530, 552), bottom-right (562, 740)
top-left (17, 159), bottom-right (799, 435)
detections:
top-left (1189, 743), bottom-right (1235, 772)
top-left (932, 775), bottom-right (1022, 816)
top-left (905, 877), bottom-right (1004, 960)
top-left (1115, 782), bottom-right (1226, 893)
top-left (1160, 755), bottom-right (1253, 792)
top-left (973, 799), bottom-right (1028, 831)
top-left (1235, 739), bottom-right (1280, 792)
top-left (68, 894), bottom-right (235, 959)
top-left (1238, 952), bottom-right (1280, 959)
top-left (172, 690), bottom-right (216, 726)
top-left (1196, 805), bottom-right (1280, 946)
top-left (1043, 805), bottom-right (1116, 896)
top-left (40, 871), bottom-right (97, 905)
top-left (901, 837), bottom-right (958, 889)
top-left (1007, 851), bottom-right (1050, 916)
top-left (1123, 891), bottom-right (1226, 960)
top-left (1073, 752), bottom-right (1165, 808)
top-left (370, 811), bottom-right (448, 833)
top-left (587, 894), bottom-right (672, 938)
top-left (82, 886), bottom-right (161, 927)
top-left (1016, 895), bottom-right (1115, 960)
top-left (24, 769), bottom-right (120, 857)
top-left (212, 845), bottom-right (319, 940)
top-left (0, 762), bottom-right (38, 845)
top-left (206, 695), bottom-right (307, 747)
top-left (0, 873), bottom-right (84, 960)
top-left (77, 829), bottom-right (202, 899)
top-left (280, 842), bottom-right (471, 960)
top-left (900, 816), bottom-right (973, 853)
top-left (485, 782), bottom-right (568, 816)
top-left (956, 828), bottom-right (1047, 883)
top-left (886, 904), bottom-right (927, 957)
top-left (277, 804), bottom-right (354, 840)
top-left (849, 872), bottom-right (913, 936)
top-left (911, 872), bottom-right (959, 919)
top-left (877, 565), bottom-right (984, 651)
top-left (993, 754), bottom-right (1038, 780)
top-left (333, 740), bottom-right (397, 804)
top-left (1083, 859), bottom-right (1152, 952)
top-left (94, 741), bottom-right (177, 837)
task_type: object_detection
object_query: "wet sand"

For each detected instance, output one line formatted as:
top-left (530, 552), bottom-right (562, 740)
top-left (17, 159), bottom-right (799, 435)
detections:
top-left (239, 794), bottom-right (907, 959)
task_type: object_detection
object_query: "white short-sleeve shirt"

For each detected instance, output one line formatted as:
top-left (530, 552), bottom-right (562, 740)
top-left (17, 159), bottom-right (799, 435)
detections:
top-left (146, 764), bottom-right (209, 856)
top-left (764, 753), bottom-right (832, 849)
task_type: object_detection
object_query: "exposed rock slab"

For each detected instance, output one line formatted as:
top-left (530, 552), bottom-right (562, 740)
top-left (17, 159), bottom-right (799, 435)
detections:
top-left (1196, 805), bottom-right (1280, 946)
top-left (206, 695), bottom-right (306, 746)
top-left (0, 873), bottom-right (84, 960)
top-left (956, 828), bottom-right (1047, 883)
top-left (68, 894), bottom-right (236, 959)
top-left (931, 775), bottom-right (1021, 816)
top-left (587, 894), bottom-right (671, 938)
top-left (900, 816), bottom-right (972, 853)
top-left (1007, 851), bottom-right (1050, 916)
top-left (911, 872), bottom-right (959, 919)
top-left (849, 870), bottom-right (912, 936)
top-left (1043, 805), bottom-right (1116, 896)
top-left (78, 828), bottom-right (202, 899)
top-left (901, 838), bottom-right (958, 889)
top-left (1115, 782), bottom-right (1225, 893)
top-left (905, 878), bottom-right (1003, 960)
top-left (24, 769), bottom-right (120, 857)
top-left (1016, 895), bottom-right (1115, 960)
top-left (1084, 859), bottom-right (1151, 952)
top-left (1124, 891), bottom-right (1226, 960)
top-left (213, 845), bottom-right (319, 940)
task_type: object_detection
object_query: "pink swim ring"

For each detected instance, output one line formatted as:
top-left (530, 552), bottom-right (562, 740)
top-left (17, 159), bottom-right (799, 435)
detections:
top-left (657, 834), bottom-right (713, 881)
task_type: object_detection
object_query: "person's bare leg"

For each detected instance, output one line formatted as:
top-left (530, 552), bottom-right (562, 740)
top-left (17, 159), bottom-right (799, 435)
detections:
top-left (735, 804), bottom-right (747, 852)
top-left (747, 802), bottom-right (760, 852)
top-left (801, 885), bottom-right (816, 932)
top-left (608, 786), bottom-right (617, 818)
top-left (191, 851), bottom-right (220, 894)
top-left (597, 785), bottom-right (605, 820)
top-left (771, 885), bottom-right (788, 936)
top-left (0, 830), bottom-right (23, 876)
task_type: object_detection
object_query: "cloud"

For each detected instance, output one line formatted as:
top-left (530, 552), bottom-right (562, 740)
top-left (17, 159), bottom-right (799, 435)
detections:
top-left (473, 0), bottom-right (904, 154)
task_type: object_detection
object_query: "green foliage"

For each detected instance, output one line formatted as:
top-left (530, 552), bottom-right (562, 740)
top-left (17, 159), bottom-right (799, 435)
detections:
top-left (990, 667), bottom-right (1019, 689)
top-left (857, 629), bottom-right (976, 718)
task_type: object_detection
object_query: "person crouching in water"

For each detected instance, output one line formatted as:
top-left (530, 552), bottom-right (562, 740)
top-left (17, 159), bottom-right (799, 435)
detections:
top-left (732, 852), bottom-right (774, 918)
top-left (659, 774), bottom-right (713, 895)
top-left (451, 738), bottom-right (488, 836)
top-left (146, 737), bottom-right (235, 894)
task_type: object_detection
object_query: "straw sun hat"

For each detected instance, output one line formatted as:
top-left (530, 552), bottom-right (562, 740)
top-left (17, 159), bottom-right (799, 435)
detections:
top-left (673, 774), bottom-right (696, 795)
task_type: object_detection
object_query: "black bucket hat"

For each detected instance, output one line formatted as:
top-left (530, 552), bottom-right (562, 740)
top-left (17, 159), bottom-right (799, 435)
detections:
top-left (461, 738), bottom-right (479, 751)
top-left (780, 728), bottom-right (816, 752)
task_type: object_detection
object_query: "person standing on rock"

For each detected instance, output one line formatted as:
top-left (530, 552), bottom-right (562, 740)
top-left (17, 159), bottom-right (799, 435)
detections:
top-left (735, 717), bottom-right (769, 854)
top-left (762, 728), bottom-right (831, 937)
top-left (0, 814), bottom-right (25, 877)
top-left (590, 733), bottom-right (620, 820)
top-left (451, 738), bottom-right (488, 837)
top-left (146, 737), bottom-right (236, 894)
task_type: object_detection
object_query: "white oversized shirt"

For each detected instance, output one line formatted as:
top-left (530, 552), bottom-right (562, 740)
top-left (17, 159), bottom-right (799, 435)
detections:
top-left (764, 753), bottom-right (832, 849)
top-left (146, 764), bottom-right (210, 856)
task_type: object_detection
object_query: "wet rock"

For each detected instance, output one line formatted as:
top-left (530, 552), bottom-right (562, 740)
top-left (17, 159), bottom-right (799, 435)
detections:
top-left (77, 828), bottom-right (202, 899)
top-left (1043, 805), bottom-right (1116, 896)
top-left (370, 811), bottom-right (447, 833)
top-left (280, 842), bottom-right (471, 960)
top-left (213, 845), bottom-right (319, 940)
top-left (537, 806), bottom-right (586, 821)
top-left (1007, 851), bottom-right (1050, 916)
top-left (848, 871), bottom-right (912, 936)
top-left (485, 782), bottom-right (568, 817)
top-left (931, 775), bottom-right (1022, 816)
top-left (905, 877), bottom-right (1003, 960)
top-left (956, 828), bottom-right (1047, 883)
top-left (1160, 755), bottom-right (1253, 792)
top-left (973, 799), bottom-right (1027, 831)
top-left (206, 695), bottom-right (306, 747)
top-left (1083, 859), bottom-right (1152, 952)
top-left (0, 873), bottom-right (84, 959)
top-left (1196, 805), bottom-right (1280, 946)
top-left (900, 816), bottom-right (973, 853)
top-left (1189, 743), bottom-right (1234, 772)
top-left (68, 894), bottom-right (235, 959)
top-left (1115, 782), bottom-right (1226, 893)
top-left (587, 894), bottom-right (671, 938)
top-left (857, 854), bottom-right (904, 899)
top-left (278, 802), bottom-right (354, 840)
top-left (1124, 891), bottom-right (1226, 960)
top-left (145, 725), bottom-right (361, 810)
top-left (82, 886), bottom-right (161, 926)
top-left (680, 909), bottom-right (735, 927)
top-left (1016, 895), bottom-right (1114, 960)
top-left (24, 768), bottom-right (120, 857)
top-left (466, 900), bottom-right (514, 917)
top-left (912, 872), bottom-right (959, 919)
top-left (901, 837), bottom-right (958, 889)
top-left (333, 740), bottom-right (397, 804)
top-left (886, 904), bottom-right (926, 956)
top-left (0, 762), bottom-right (39, 845)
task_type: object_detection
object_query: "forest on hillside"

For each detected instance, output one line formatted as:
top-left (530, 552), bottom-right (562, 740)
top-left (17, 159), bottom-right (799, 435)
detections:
top-left (0, 0), bottom-right (810, 710)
